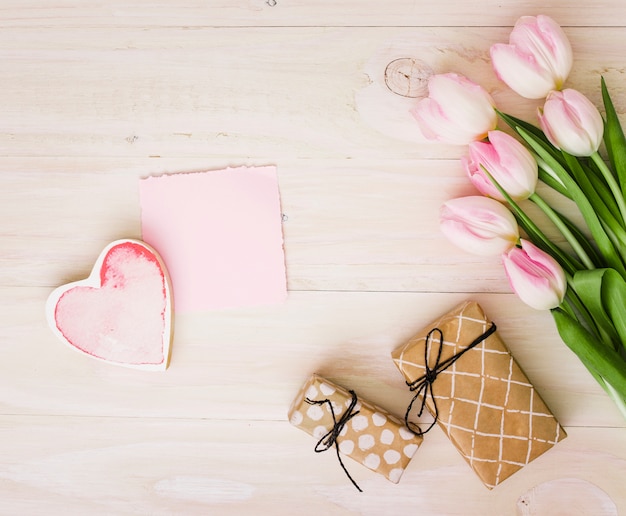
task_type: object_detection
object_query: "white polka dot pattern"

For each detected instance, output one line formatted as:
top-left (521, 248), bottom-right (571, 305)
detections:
top-left (358, 434), bottom-right (375, 451)
top-left (339, 439), bottom-right (354, 454)
top-left (403, 443), bottom-right (419, 458)
top-left (388, 468), bottom-right (403, 483)
top-left (372, 412), bottom-right (387, 426)
top-left (313, 425), bottom-right (327, 439)
top-left (288, 374), bottom-right (423, 484)
top-left (320, 382), bottom-right (336, 396)
top-left (351, 415), bottom-right (369, 432)
top-left (289, 411), bottom-right (303, 426)
top-left (364, 453), bottom-right (380, 469)
top-left (383, 450), bottom-right (401, 465)
top-left (380, 429), bottom-right (395, 445)
top-left (306, 404), bottom-right (324, 421)
top-left (398, 426), bottom-right (415, 441)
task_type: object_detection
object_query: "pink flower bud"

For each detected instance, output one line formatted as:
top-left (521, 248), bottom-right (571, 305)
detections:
top-left (463, 130), bottom-right (538, 201)
top-left (491, 15), bottom-right (572, 99)
top-left (502, 239), bottom-right (567, 310)
top-left (411, 73), bottom-right (497, 145)
top-left (538, 89), bottom-right (604, 157)
top-left (440, 196), bottom-right (519, 256)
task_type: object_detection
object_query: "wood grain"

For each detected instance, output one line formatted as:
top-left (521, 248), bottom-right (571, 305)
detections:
top-left (0, 418), bottom-right (623, 515)
top-left (0, 1), bottom-right (624, 28)
top-left (1, 1), bottom-right (625, 514)
top-left (1, 27), bottom-right (624, 160)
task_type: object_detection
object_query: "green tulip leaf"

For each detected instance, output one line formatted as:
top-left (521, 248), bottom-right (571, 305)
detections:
top-left (580, 159), bottom-right (622, 221)
top-left (570, 269), bottom-right (621, 348)
top-left (601, 77), bottom-right (626, 198)
top-left (562, 152), bottom-right (624, 233)
top-left (601, 268), bottom-right (626, 356)
top-left (552, 307), bottom-right (626, 397)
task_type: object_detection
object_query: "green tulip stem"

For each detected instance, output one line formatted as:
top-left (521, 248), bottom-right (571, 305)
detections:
top-left (530, 193), bottom-right (596, 270)
top-left (591, 151), bottom-right (626, 227)
top-left (479, 166), bottom-right (582, 274)
top-left (604, 379), bottom-right (626, 420)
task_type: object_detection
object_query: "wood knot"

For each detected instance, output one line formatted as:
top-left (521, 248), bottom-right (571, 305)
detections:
top-left (384, 58), bottom-right (433, 98)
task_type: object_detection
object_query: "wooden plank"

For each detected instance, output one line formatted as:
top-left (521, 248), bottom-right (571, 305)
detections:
top-left (0, 288), bottom-right (622, 427)
top-left (0, 417), bottom-right (623, 514)
top-left (0, 27), bottom-right (624, 160)
top-left (0, 1), bottom-right (624, 28)
top-left (0, 157), bottom-right (575, 293)
top-left (1, 5), bottom-right (624, 514)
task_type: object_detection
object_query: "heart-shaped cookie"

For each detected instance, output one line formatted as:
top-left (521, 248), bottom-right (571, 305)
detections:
top-left (46, 239), bottom-right (173, 370)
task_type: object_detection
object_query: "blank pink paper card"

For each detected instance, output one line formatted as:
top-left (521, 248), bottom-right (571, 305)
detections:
top-left (139, 166), bottom-right (287, 313)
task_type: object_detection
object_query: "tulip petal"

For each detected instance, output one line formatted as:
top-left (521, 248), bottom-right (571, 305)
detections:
top-left (520, 239), bottom-right (567, 295)
top-left (539, 89), bottom-right (604, 156)
top-left (463, 154), bottom-right (504, 200)
top-left (412, 73), bottom-right (497, 145)
top-left (504, 254), bottom-right (561, 310)
top-left (491, 44), bottom-right (556, 99)
top-left (502, 239), bottom-right (566, 310)
top-left (465, 130), bottom-right (537, 201)
top-left (428, 74), bottom-right (496, 126)
top-left (440, 196), bottom-right (519, 255)
top-left (510, 15), bottom-right (572, 88)
top-left (490, 15), bottom-right (572, 99)
top-left (412, 98), bottom-right (475, 145)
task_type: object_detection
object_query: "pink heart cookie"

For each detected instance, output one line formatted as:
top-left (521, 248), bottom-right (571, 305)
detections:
top-left (46, 239), bottom-right (173, 370)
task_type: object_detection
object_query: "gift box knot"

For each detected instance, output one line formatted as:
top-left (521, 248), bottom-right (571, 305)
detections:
top-left (404, 322), bottom-right (497, 436)
top-left (306, 389), bottom-right (363, 492)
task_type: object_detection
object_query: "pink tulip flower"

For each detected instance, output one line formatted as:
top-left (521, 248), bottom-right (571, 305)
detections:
top-left (490, 15), bottom-right (573, 99)
top-left (463, 130), bottom-right (538, 201)
top-left (502, 239), bottom-right (567, 310)
top-left (411, 73), bottom-right (497, 145)
top-left (538, 88), bottom-right (604, 157)
top-left (440, 196), bottom-right (519, 256)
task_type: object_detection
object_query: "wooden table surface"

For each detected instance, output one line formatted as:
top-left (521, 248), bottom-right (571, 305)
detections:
top-left (1, 2), bottom-right (625, 514)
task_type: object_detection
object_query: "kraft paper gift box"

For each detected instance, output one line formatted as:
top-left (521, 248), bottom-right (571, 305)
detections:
top-left (288, 374), bottom-right (423, 486)
top-left (391, 300), bottom-right (566, 489)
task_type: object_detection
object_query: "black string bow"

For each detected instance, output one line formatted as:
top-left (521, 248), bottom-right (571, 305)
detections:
top-left (305, 390), bottom-right (363, 492)
top-left (404, 322), bottom-right (497, 436)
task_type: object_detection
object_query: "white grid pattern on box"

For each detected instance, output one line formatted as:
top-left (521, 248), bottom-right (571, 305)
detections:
top-left (395, 304), bottom-right (563, 488)
top-left (443, 420), bottom-right (562, 443)
top-left (455, 308), bottom-right (545, 482)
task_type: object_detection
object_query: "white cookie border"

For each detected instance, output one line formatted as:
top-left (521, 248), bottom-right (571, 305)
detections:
top-left (45, 238), bottom-right (173, 371)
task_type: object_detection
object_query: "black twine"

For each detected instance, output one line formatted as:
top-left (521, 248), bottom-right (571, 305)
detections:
top-left (305, 390), bottom-right (363, 492)
top-left (404, 322), bottom-right (497, 436)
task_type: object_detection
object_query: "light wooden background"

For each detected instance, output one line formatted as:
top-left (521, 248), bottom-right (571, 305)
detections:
top-left (1, 2), bottom-right (625, 515)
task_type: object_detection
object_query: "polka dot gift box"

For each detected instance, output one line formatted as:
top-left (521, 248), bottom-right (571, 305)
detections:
top-left (288, 374), bottom-right (422, 486)
top-left (391, 300), bottom-right (566, 489)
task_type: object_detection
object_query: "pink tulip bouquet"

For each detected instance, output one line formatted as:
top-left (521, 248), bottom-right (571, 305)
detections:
top-left (414, 15), bottom-right (626, 417)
